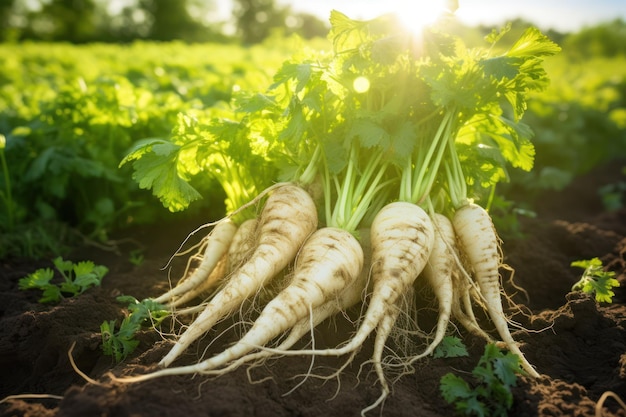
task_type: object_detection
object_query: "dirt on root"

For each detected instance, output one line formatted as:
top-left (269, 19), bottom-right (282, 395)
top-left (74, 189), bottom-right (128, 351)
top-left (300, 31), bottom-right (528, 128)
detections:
top-left (1, 160), bottom-right (626, 417)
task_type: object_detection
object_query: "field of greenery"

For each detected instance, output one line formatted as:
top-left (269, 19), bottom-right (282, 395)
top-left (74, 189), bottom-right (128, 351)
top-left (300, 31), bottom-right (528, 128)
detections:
top-left (1, 22), bottom-right (625, 260)
top-left (2, 14), bottom-right (626, 417)
top-left (0, 36), bottom-right (312, 257)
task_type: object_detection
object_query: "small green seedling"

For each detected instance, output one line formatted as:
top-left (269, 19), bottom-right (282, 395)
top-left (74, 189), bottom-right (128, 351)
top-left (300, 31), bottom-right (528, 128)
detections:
top-left (571, 257), bottom-right (619, 303)
top-left (101, 295), bottom-right (168, 362)
top-left (128, 249), bottom-right (145, 266)
top-left (18, 256), bottom-right (108, 303)
top-left (440, 343), bottom-right (525, 417)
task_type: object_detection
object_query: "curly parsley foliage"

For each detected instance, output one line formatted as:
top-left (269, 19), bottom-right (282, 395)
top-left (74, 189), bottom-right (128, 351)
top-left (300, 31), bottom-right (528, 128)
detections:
top-left (121, 109), bottom-right (281, 223)
top-left (270, 12), bottom-right (559, 226)
top-left (120, 10), bottom-right (559, 232)
top-left (120, 136), bottom-right (203, 213)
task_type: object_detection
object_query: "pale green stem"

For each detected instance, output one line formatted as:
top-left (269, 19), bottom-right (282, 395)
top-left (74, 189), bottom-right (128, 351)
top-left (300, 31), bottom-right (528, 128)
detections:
top-left (320, 161), bottom-right (332, 228)
top-left (298, 144), bottom-right (321, 185)
top-left (411, 111), bottom-right (451, 191)
top-left (344, 162), bottom-right (390, 232)
top-left (485, 184), bottom-right (497, 212)
top-left (218, 153), bottom-right (256, 224)
top-left (411, 110), bottom-right (456, 204)
top-left (351, 151), bottom-right (384, 209)
top-left (330, 146), bottom-right (357, 228)
top-left (398, 156), bottom-right (413, 203)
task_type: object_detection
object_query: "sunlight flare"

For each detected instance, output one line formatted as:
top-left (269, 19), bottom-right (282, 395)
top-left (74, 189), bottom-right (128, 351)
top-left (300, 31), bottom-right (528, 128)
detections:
top-left (390, 0), bottom-right (457, 35)
top-left (353, 76), bottom-right (370, 93)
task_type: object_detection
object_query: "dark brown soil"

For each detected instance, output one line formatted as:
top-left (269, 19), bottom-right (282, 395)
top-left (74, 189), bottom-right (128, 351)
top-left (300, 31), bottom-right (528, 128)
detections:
top-left (1, 161), bottom-right (626, 417)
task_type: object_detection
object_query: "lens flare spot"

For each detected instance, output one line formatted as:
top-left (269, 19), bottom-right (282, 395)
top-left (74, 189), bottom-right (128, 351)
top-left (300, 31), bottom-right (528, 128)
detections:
top-left (353, 76), bottom-right (370, 93)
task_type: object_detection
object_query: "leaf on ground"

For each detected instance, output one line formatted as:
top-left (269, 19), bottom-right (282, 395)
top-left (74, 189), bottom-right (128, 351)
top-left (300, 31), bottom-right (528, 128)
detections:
top-left (493, 352), bottom-right (522, 387)
top-left (18, 268), bottom-right (55, 290)
top-left (571, 257), bottom-right (620, 303)
top-left (72, 260), bottom-right (96, 277)
top-left (440, 373), bottom-right (473, 402)
top-left (39, 285), bottom-right (63, 303)
top-left (587, 274), bottom-right (620, 303)
top-left (459, 396), bottom-right (488, 417)
top-left (434, 336), bottom-right (469, 358)
top-left (53, 256), bottom-right (74, 275)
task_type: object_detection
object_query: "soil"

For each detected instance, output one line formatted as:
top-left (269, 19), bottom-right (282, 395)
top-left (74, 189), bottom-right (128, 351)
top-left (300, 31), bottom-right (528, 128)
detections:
top-left (1, 160), bottom-right (626, 417)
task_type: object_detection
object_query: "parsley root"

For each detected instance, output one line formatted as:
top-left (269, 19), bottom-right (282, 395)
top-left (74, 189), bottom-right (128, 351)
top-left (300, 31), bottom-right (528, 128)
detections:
top-left (453, 202), bottom-right (539, 378)
top-left (153, 219), bottom-right (237, 306)
top-left (115, 227), bottom-right (363, 381)
top-left (159, 184), bottom-right (317, 367)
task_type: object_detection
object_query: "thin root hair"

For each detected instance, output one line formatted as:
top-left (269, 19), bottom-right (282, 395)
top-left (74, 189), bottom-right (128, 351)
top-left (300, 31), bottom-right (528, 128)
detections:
top-left (501, 263), bottom-right (531, 304)
top-left (281, 353), bottom-right (317, 397)
top-left (162, 221), bottom-right (219, 270)
top-left (0, 394), bottom-right (64, 405)
top-left (294, 351), bottom-right (360, 401)
top-left (68, 341), bottom-right (103, 386)
top-left (196, 319), bottom-right (250, 362)
top-left (246, 364), bottom-right (276, 385)
top-left (446, 237), bottom-right (485, 306)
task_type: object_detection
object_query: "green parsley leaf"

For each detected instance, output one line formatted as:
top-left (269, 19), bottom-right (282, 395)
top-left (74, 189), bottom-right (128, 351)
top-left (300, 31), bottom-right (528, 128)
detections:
top-left (434, 336), bottom-right (469, 358)
top-left (18, 268), bottom-right (55, 290)
top-left (507, 27), bottom-right (562, 58)
top-left (128, 140), bottom-right (202, 212)
top-left (571, 257), bottom-right (620, 303)
top-left (440, 373), bottom-right (473, 403)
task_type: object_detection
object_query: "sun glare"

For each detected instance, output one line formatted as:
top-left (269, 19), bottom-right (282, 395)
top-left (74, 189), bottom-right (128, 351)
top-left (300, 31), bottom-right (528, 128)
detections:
top-left (353, 76), bottom-right (370, 94)
top-left (389, 0), bottom-right (456, 35)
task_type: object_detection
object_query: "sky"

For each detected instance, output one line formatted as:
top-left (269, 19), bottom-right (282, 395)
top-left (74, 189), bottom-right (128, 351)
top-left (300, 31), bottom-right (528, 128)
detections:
top-left (274, 0), bottom-right (626, 32)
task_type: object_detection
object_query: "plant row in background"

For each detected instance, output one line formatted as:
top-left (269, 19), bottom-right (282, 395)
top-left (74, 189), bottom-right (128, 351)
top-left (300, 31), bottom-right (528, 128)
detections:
top-left (505, 53), bottom-right (626, 204)
top-left (0, 39), bottom-right (301, 258)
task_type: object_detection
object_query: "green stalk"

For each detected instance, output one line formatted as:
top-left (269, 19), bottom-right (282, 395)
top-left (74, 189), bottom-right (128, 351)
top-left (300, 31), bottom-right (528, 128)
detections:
top-left (351, 151), bottom-right (384, 209)
top-left (412, 111), bottom-right (450, 188)
top-left (297, 144), bottom-right (321, 185)
top-left (322, 162), bottom-right (333, 228)
top-left (443, 135), bottom-right (468, 209)
top-left (359, 179), bottom-right (395, 227)
top-left (409, 109), bottom-right (457, 205)
top-left (418, 115), bottom-right (457, 203)
top-left (485, 183), bottom-right (497, 212)
top-left (398, 156), bottom-right (413, 203)
top-left (217, 153), bottom-right (256, 224)
top-left (344, 163), bottom-right (390, 232)
top-left (330, 146), bottom-right (357, 229)
top-left (324, 144), bottom-right (390, 234)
